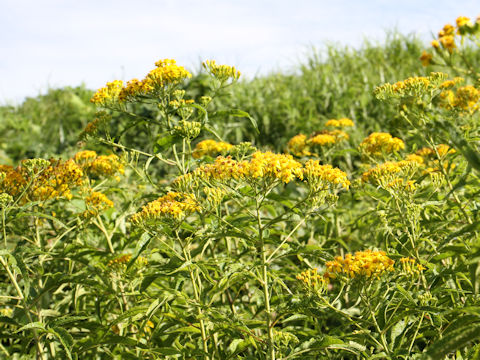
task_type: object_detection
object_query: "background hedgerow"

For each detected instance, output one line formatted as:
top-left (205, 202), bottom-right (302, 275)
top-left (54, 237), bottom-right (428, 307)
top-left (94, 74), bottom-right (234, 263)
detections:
top-left (1, 20), bottom-right (480, 360)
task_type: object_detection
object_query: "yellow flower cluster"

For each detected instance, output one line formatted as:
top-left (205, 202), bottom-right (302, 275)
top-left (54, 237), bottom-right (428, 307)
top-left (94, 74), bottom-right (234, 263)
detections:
top-left (107, 254), bottom-right (148, 272)
top-left (74, 151), bottom-right (124, 178)
top-left (287, 130), bottom-right (349, 156)
top-left (175, 152), bottom-right (350, 204)
top-left (32, 160), bottom-right (84, 201)
top-left (297, 252), bottom-right (426, 287)
top-left (408, 144), bottom-right (456, 175)
top-left (203, 60), bottom-right (241, 82)
top-left (179, 151), bottom-right (304, 185)
top-left (424, 16), bottom-right (480, 62)
top-left (90, 80), bottom-right (124, 105)
top-left (374, 73), bottom-right (448, 99)
top-left (91, 59), bottom-right (192, 105)
top-left (204, 186), bottom-right (228, 207)
top-left (303, 160), bottom-right (350, 190)
top-left (107, 254), bottom-right (132, 267)
top-left (441, 85), bottom-right (480, 112)
top-left (0, 160), bottom-right (84, 202)
top-left (419, 51), bottom-right (433, 66)
top-left (169, 99), bottom-right (195, 108)
top-left (359, 132), bottom-right (405, 156)
top-left (286, 135), bottom-right (311, 156)
top-left (296, 268), bottom-right (328, 290)
top-left (83, 191), bottom-right (114, 217)
top-left (415, 144), bottom-right (455, 159)
top-left (399, 257), bottom-right (426, 275)
top-left (325, 118), bottom-right (355, 128)
top-left (192, 139), bottom-right (234, 159)
top-left (325, 250), bottom-right (395, 279)
top-left (147, 59), bottom-right (192, 88)
top-left (131, 192), bottom-right (200, 223)
top-left (361, 160), bottom-right (418, 185)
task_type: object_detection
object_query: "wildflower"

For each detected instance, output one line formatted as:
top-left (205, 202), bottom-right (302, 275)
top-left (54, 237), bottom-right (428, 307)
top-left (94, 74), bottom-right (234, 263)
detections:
top-left (173, 120), bottom-right (202, 139)
top-left (399, 257), bottom-right (426, 276)
top-left (108, 254), bottom-right (132, 267)
top-left (90, 80), bottom-right (124, 105)
top-left (296, 268), bottom-right (328, 291)
top-left (439, 35), bottom-right (456, 52)
top-left (456, 16), bottom-right (472, 29)
top-left (30, 160), bottom-right (84, 201)
top-left (361, 160), bottom-right (418, 185)
top-left (420, 51), bottom-right (433, 66)
top-left (374, 73), bottom-right (448, 100)
top-left (83, 118), bottom-right (100, 136)
top-left (324, 250), bottom-right (395, 280)
top-left (77, 153), bottom-right (125, 178)
top-left (147, 59), bottom-right (192, 88)
top-left (359, 132), bottom-right (405, 156)
top-left (309, 133), bottom-right (336, 146)
top-left (431, 40), bottom-right (440, 49)
top-left (325, 118), bottom-right (355, 128)
top-left (452, 85), bottom-right (480, 111)
top-left (204, 186), bottom-right (228, 207)
top-left (83, 191), bottom-right (114, 217)
top-left (203, 60), bottom-right (241, 82)
top-left (287, 134), bottom-right (311, 156)
top-left (439, 24), bottom-right (455, 37)
top-left (131, 192), bottom-right (200, 223)
top-left (303, 160), bottom-right (350, 190)
top-left (192, 139), bottom-right (233, 159)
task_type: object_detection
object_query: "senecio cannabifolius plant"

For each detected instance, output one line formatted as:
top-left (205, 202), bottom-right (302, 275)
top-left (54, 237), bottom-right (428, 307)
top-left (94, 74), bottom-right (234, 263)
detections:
top-left (1, 14), bottom-right (480, 360)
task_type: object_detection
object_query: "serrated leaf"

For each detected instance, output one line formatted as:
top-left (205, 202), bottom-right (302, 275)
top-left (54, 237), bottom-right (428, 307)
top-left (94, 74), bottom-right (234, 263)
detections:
top-left (49, 326), bottom-right (73, 360)
top-left (425, 322), bottom-right (480, 359)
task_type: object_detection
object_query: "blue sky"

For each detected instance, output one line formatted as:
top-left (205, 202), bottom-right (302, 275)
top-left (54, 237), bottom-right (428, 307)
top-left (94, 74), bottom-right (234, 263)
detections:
top-left (1, 0), bottom-right (479, 104)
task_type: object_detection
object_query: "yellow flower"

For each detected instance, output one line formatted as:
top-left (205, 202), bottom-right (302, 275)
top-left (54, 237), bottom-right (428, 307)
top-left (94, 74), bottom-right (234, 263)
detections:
top-left (146, 59), bottom-right (192, 88)
top-left (203, 60), bottom-right (241, 81)
top-left (83, 191), bottom-right (114, 217)
top-left (420, 51), bottom-right (433, 66)
top-left (90, 80), bottom-right (124, 105)
top-left (361, 160), bottom-right (418, 185)
top-left (325, 250), bottom-right (395, 280)
top-left (439, 24), bottom-right (455, 37)
top-left (399, 257), bottom-right (426, 275)
top-left (439, 35), bottom-right (456, 52)
top-left (325, 118), bottom-right (354, 128)
top-left (456, 16), bottom-right (472, 28)
top-left (192, 139), bottom-right (233, 159)
top-left (132, 192), bottom-right (200, 223)
top-left (287, 134), bottom-right (311, 156)
top-left (296, 268), bottom-right (328, 291)
top-left (359, 132), bottom-right (405, 156)
top-left (303, 160), bottom-right (350, 190)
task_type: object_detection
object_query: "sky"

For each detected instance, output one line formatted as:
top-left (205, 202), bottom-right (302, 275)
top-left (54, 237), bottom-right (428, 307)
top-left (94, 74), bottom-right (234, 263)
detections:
top-left (1, 0), bottom-right (479, 105)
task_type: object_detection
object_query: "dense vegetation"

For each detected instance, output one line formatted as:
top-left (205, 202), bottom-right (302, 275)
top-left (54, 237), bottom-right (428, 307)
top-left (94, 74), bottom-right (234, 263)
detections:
top-left (1, 18), bottom-right (480, 359)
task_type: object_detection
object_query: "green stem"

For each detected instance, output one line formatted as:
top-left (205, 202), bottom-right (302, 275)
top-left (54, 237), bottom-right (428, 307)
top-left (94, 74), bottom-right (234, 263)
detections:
top-left (0, 256), bottom-right (46, 360)
top-left (179, 238), bottom-right (209, 360)
top-left (256, 198), bottom-right (275, 360)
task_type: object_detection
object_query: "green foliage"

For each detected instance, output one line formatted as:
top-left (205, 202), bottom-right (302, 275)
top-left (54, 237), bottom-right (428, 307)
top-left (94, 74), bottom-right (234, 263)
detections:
top-left (2, 22), bottom-right (480, 360)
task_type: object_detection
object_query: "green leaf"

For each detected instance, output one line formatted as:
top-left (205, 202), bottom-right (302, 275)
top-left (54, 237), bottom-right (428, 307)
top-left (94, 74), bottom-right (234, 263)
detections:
top-left (15, 322), bottom-right (46, 333)
top-left (49, 326), bottom-right (74, 360)
top-left (211, 109), bottom-right (259, 133)
top-left (109, 307), bottom-right (148, 327)
top-left (396, 284), bottom-right (415, 304)
top-left (425, 322), bottom-right (480, 359)
top-left (127, 232), bottom-right (152, 270)
top-left (154, 134), bottom-right (178, 153)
